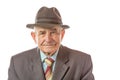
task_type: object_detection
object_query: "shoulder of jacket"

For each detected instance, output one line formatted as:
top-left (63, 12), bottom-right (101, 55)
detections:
top-left (12, 47), bottom-right (37, 59)
top-left (62, 45), bottom-right (90, 57)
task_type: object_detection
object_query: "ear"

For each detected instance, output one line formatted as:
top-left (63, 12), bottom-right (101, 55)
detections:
top-left (61, 29), bottom-right (65, 40)
top-left (31, 31), bottom-right (37, 43)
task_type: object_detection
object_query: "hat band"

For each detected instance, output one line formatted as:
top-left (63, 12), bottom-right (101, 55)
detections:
top-left (35, 18), bottom-right (62, 24)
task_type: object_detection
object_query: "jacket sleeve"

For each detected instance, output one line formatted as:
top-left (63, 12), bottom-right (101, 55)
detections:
top-left (81, 55), bottom-right (95, 80)
top-left (8, 57), bottom-right (20, 80)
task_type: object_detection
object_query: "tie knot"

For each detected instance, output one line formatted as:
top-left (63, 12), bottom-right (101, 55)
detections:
top-left (45, 58), bottom-right (54, 66)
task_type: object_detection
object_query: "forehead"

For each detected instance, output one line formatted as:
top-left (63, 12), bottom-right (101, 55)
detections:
top-left (34, 25), bottom-right (61, 31)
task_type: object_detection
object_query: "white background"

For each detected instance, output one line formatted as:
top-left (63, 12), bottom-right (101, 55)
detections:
top-left (0, 0), bottom-right (120, 80)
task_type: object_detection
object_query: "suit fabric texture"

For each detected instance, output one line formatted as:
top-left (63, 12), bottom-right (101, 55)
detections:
top-left (8, 45), bottom-right (94, 80)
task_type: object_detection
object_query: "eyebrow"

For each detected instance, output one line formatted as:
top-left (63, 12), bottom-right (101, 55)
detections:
top-left (51, 28), bottom-right (57, 31)
top-left (36, 28), bottom-right (57, 33)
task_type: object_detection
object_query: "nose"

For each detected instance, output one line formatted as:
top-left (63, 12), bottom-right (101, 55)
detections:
top-left (45, 33), bottom-right (52, 42)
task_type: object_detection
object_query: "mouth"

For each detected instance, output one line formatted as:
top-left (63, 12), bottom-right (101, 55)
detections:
top-left (42, 43), bottom-right (56, 46)
top-left (43, 45), bottom-right (55, 48)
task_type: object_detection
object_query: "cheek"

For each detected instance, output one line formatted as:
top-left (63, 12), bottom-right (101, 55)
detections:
top-left (53, 36), bottom-right (61, 42)
top-left (37, 37), bottom-right (44, 45)
top-left (53, 36), bottom-right (62, 45)
top-left (34, 36), bottom-right (43, 46)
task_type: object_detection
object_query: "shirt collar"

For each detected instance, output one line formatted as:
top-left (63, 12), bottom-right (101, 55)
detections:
top-left (40, 49), bottom-right (59, 62)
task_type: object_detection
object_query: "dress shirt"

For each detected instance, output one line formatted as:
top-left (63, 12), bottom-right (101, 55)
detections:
top-left (40, 50), bottom-right (59, 72)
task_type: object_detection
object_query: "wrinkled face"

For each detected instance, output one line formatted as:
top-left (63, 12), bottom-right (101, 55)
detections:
top-left (31, 25), bottom-right (65, 56)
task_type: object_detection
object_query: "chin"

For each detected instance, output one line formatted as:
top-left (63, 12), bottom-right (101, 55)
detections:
top-left (44, 49), bottom-right (56, 53)
top-left (44, 50), bottom-right (54, 53)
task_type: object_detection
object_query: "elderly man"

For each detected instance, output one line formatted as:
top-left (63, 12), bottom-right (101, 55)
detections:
top-left (8, 6), bottom-right (94, 80)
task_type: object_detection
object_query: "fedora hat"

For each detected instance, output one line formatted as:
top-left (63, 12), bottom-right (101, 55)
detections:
top-left (26, 6), bottom-right (69, 29)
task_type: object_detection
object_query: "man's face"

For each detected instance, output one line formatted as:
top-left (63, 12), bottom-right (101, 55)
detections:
top-left (31, 25), bottom-right (65, 56)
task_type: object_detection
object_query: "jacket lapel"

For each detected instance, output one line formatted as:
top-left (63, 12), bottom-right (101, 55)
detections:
top-left (52, 46), bottom-right (70, 80)
top-left (29, 48), bottom-right (45, 80)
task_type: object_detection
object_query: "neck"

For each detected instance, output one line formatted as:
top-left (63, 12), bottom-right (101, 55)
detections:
top-left (45, 52), bottom-right (54, 57)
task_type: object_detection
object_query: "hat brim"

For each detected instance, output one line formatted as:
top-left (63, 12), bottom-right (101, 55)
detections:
top-left (26, 23), bottom-right (70, 29)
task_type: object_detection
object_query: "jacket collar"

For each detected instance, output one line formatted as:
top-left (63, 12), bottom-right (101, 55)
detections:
top-left (52, 45), bottom-right (70, 80)
top-left (30, 48), bottom-right (45, 80)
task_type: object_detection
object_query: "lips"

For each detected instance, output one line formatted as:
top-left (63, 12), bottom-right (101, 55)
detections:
top-left (42, 42), bottom-right (56, 46)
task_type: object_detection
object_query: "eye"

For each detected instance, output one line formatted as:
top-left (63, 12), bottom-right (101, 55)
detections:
top-left (51, 31), bottom-right (58, 35)
top-left (51, 31), bottom-right (56, 34)
top-left (39, 31), bottom-right (46, 35)
top-left (50, 28), bottom-right (58, 34)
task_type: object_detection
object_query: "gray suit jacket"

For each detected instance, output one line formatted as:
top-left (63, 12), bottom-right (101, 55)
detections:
top-left (8, 45), bottom-right (94, 80)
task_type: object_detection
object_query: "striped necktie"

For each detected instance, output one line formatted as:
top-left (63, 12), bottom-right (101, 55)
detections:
top-left (45, 58), bottom-right (54, 80)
